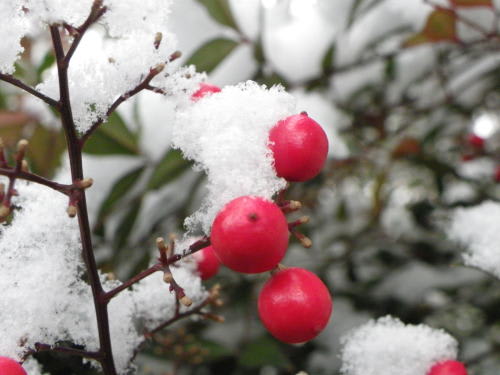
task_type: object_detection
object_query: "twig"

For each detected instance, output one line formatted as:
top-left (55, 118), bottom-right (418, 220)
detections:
top-left (0, 73), bottom-right (59, 108)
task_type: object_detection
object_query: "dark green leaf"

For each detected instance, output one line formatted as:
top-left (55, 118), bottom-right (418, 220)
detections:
top-left (147, 149), bottom-right (192, 190)
top-left (97, 166), bottom-right (144, 224)
top-left (83, 112), bottom-right (139, 155)
top-left (239, 336), bottom-right (290, 368)
top-left (37, 52), bottom-right (56, 80)
top-left (322, 44), bottom-right (335, 74)
top-left (195, 0), bottom-right (239, 30)
top-left (113, 199), bottom-right (142, 250)
top-left (186, 38), bottom-right (238, 73)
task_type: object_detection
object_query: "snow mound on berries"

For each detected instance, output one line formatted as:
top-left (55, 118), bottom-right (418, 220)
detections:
top-left (340, 316), bottom-right (458, 375)
top-left (0, 181), bottom-right (205, 374)
top-left (173, 81), bottom-right (295, 233)
top-left (447, 201), bottom-right (500, 279)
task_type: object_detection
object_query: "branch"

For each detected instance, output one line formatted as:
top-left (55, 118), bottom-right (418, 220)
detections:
top-left (80, 50), bottom-right (181, 146)
top-left (63, 0), bottom-right (107, 66)
top-left (32, 343), bottom-right (103, 361)
top-left (0, 73), bottom-right (59, 108)
top-left (0, 167), bottom-right (73, 195)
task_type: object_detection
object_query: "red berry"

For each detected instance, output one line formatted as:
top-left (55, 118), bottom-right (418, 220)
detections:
top-left (211, 196), bottom-right (289, 274)
top-left (467, 133), bottom-right (484, 149)
top-left (269, 112), bottom-right (329, 182)
top-left (193, 246), bottom-right (220, 280)
top-left (494, 165), bottom-right (500, 183)
top-left (258, 267), bottom-right (332, 344)
top-left (427, 360), bottom-right (468, 375)
top-left (0, 357), bottom-right (27, 375)
top-left (191, 83), bottom-right (221, 101)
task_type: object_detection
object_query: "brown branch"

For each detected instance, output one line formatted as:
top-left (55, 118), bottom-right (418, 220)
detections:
top-left (50, 21), bottom-right (118, 375)
top-left (32, 343), bottom-right (103, 361)
top-left (0, 167), bottom-right (73, 195)
top-left (63, 0), bottom-right (107, 67)
top-left (0, 73), bottom-right (59, 108)
top-left (80, 50), bottom-right (181, 146)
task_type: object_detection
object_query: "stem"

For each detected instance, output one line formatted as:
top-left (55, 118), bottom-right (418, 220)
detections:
top-left (33, 343), bottom-right (103, 361)
top-left (50, 24), bottom-right (117, 375)
top-left (0, 168), bottom-right (72, 195)
top-left (0, 73), bottom-right (59, 108)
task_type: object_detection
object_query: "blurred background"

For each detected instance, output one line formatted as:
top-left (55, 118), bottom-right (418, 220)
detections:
top-left (1, 0), bottom-right (500, 374)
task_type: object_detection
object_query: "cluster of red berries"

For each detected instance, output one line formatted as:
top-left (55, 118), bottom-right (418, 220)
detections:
top-left (191, 83), bottom-right (332, 344)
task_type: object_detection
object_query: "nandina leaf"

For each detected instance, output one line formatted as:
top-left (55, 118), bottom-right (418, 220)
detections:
top-left (26, 125), bottom-right (66, 178)
top-left (423, 9), bottom-right (457, 42)
top-left (83, 112), bottom-right (139, 155)
top-left (147, 149), bottom-right (192, 191)
top-left (96, 166), bottom-right (144, 225)
top-left (239, 336), bottom-right (291, 368)
top-left (450, 0), bottom-right (492, 7)
top-left (186, 38), bottom-right (238, 73)
top-left (403, 32), bottom-right (432, 47)
top-left (195, 0), bottom-right (239, 30)
top-left (113, 198), bottom-right (142, 250)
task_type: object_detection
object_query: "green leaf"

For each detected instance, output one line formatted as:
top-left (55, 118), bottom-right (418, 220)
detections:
top-left (195, 0), bottom-right (239, 30)
top-left (239, 336), bottom-right (291, 369)
top-left (113, 199), bottom-right (142, 250)
top-left (322, 44), bottom-right (335, 74)
top-left (147, 149), bottom-right (192, 191)
top-left (83, 112), bottom-right (139, 155)
top-left (97, 166), bottom-right (144, 224)
top-left (37, 51), bottom-right (55, 80)
top-left (186, 38), bottom-right (238, 73)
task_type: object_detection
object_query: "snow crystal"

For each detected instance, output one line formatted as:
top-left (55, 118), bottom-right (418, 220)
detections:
top-left (172, 81), bottom-right (295, 233)
top-left (340, 316), bottom-right (458, 375)
top-left (25, 0), bottom-right (94, 26)
top-left (447, 201), bottom-right (500, 279)
top-left (0, 1), bottom-right (28, 74)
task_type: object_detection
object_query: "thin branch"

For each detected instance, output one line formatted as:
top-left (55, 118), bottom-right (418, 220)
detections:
top-left (0, 167), bottom-right (73, 195)
top-left (80, 50), bottom-right (181, 146)
top-left (0, 73), bottom-right (59, 108)
top-left (63, 0), bottom-right (107, 66)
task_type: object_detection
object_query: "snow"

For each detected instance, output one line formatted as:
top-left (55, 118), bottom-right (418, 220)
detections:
top-left (173, 80), bottom-right (295, 233)
top-left (0, 1), bottom-right (28, 74)
top-left (0, 180), bottom-right (205, 374)
top-left (340, 316), bottom-right (458, 375)
top-left (447, 201), bottom-right (500, 279)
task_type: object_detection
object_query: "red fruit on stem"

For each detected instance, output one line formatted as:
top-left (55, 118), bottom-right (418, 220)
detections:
top-left (211, 196), bottom-right (289, 274)
top-left (258, 267), bottom-right (332, 344)
top-left (193, 246), bottom-right (220, 280)
top-left (0, 357), bottom-right (27, 375)
top-left (269, 112), bottom-right (329, 182)
top-left (191, 83), bottom-right (221, 101)
top-left (427, 360), bottom-right (468, 375)
top-left (467, 133), bottom-right (484, 149)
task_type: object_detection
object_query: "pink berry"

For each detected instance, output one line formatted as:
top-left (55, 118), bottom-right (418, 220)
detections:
top-left (269, 112), bottom-right (329, 182)
top-left (427, 360), bottom-right (468, 375)
top-left (211, 196), bottom-right (289, 274)
top-left (258, 267), bottom-right (332, 344)
top-left (191, 83), bottom-right (221, 101)
top-left (193, 246), bottom-right (220, 280)
top-left (0, 357), bottom-right (27, 375)
top-left (467, 133), bottom-right (484, 149)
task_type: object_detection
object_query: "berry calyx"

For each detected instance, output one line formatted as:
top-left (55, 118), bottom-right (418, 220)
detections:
top-left (211, 196), bottom-right (289, 274)
top-left (191, 83), bottom-right (221, 101)
top-left (258, 267), bottom-right (332, 343)
top-left (427, 360), bottom-right (468, 375)
top-left (192, 246), bottom-right (220, 280)
top-left (269, 112), bottom-right (329, 182)
top-left (0, 357), bottom-right (27, 375)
